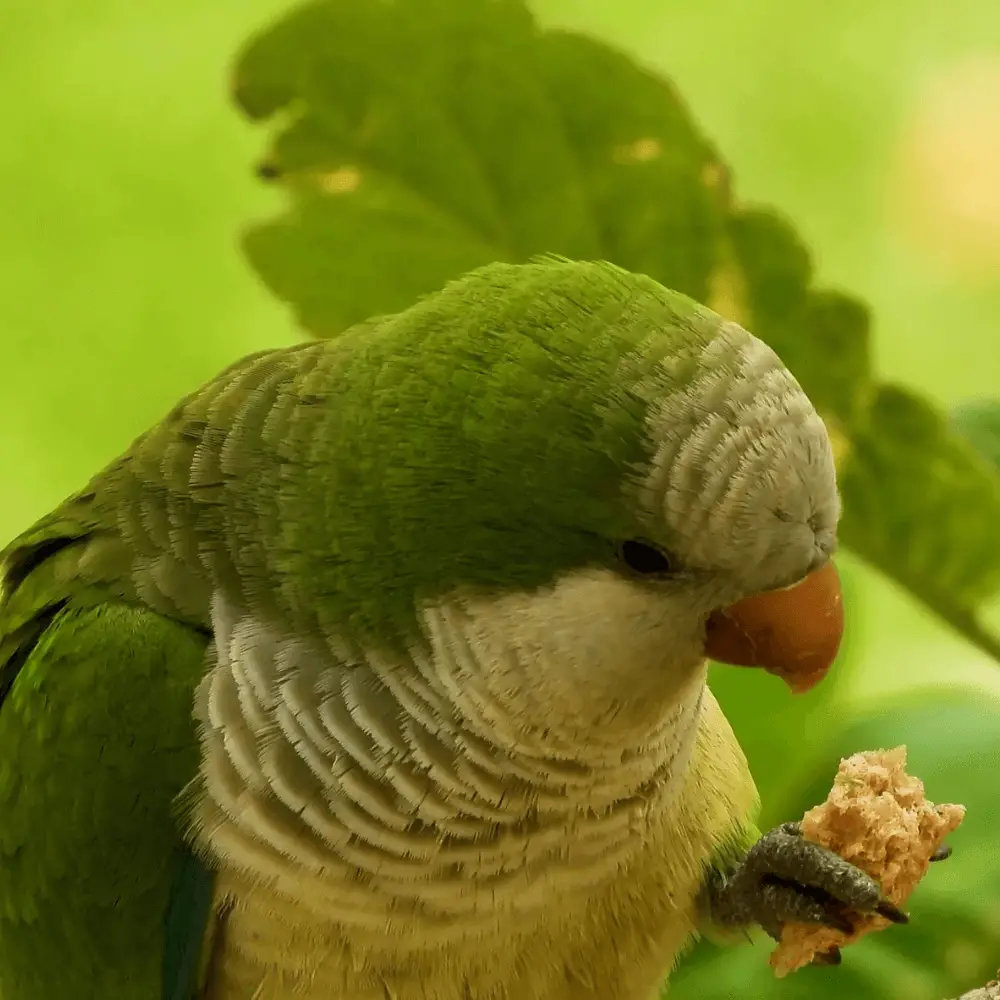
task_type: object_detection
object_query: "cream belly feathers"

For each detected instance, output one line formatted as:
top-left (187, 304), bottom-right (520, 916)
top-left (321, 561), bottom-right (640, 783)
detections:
top-left (192, 571), bottom-right (758, 999)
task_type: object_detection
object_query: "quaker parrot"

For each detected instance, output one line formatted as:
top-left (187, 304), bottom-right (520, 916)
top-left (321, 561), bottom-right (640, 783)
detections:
top-left (0, 259), bottom-right (906, 1000)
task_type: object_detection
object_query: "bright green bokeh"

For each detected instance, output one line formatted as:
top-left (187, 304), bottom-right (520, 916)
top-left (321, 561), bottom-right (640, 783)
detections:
top-left (0, 0), bottom-right (294, 533)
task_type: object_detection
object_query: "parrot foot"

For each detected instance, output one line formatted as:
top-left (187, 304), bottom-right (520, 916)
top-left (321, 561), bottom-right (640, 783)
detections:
top-left (706, 821), bottom-right (910, 966)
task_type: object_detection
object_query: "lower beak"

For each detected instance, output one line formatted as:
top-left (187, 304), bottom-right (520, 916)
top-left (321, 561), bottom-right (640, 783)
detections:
top-left (703, 561), bottom-right (844, 694)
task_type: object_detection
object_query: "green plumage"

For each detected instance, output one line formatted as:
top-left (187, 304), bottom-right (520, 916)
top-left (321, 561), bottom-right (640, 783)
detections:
top-left (0, 260), bottom-right (756, 999)
top-left (0, 604), bottom-right (207, 998)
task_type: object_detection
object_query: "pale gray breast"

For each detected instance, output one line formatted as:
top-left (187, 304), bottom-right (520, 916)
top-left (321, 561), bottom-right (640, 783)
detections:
top-left (189, 587), bottom-right (706, 940)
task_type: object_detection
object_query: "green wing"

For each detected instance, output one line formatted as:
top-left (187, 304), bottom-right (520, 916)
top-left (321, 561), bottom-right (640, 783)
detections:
top-left (0, 343), bottom-right (327, 998)
top-left (0, 595), bottom-right (210, 1000)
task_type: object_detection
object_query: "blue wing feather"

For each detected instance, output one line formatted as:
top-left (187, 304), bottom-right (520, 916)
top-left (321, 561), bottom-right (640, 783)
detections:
top-left (163, 847), bottom-right (216, 1000)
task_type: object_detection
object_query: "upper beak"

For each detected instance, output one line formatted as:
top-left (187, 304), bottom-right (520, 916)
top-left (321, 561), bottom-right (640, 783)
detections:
top-left (703, 561), bottom-right (844, 694)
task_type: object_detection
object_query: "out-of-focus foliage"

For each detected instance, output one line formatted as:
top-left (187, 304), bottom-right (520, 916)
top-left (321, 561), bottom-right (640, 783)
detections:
top-left (232, 0), bottom-right (1000, 671)
top-left (954, 400), bottom-right (1000, 471)
top-left (0, 0), bottom-right (297, 537)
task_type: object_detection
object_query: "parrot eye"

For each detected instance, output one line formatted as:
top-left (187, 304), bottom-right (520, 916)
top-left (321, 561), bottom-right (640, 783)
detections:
top-left (617, 539), bottom-right (677, 577)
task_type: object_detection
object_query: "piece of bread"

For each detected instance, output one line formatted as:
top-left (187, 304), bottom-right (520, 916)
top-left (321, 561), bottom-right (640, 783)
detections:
top-left (769, 746), bottom-right (966, 977)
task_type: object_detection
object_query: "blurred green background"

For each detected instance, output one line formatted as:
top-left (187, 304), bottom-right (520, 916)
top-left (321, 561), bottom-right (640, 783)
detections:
top-left (2, 1), bottom-right (999, 997)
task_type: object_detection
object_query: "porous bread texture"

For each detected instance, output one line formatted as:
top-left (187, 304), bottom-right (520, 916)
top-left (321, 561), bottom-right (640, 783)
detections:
top-left (770, 746), bottom-right (965, 977)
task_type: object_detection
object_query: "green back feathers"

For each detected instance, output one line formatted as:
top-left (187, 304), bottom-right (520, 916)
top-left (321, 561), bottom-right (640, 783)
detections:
top-left (2, 260), bottom-right (724, 653)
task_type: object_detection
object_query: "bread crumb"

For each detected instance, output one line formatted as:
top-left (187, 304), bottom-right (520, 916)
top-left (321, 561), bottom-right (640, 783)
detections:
top-left (769, 746), bottom-right (965, 977)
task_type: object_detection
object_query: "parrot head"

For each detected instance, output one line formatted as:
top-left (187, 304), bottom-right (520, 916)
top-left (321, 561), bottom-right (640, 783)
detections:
top-left (292, 259), bottom-right (842, 741)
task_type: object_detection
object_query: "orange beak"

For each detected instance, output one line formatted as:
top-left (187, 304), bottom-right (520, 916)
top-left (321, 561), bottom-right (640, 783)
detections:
top-left (703, 561), bottom-right (844, 694)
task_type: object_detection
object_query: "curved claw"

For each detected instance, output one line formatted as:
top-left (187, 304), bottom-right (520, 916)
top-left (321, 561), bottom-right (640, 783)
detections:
top-left (875, 899), bottom-right (909, 925)
top-left (811, 946), bottom-right (843, 966)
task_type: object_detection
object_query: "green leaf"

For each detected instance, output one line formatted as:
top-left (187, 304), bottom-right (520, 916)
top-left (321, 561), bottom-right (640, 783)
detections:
top-left (839, 387), bottom-right (1000, 661)
top-left (531, 29), bottom-right (728, 303)
top-left (233, 0), bottom-right (1000, 666)
top-left (233, 0), bottom-right (734, 329)
top-left (725, 207), bottom-right (872, 427)
top-left (243, 183), bottom-right (500, 333)
top-left (952, 399), bottom-right (1000, 471)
